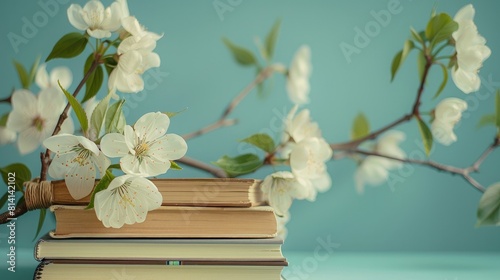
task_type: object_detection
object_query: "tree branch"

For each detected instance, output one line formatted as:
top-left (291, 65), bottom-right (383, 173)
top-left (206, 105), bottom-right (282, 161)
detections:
top-left (348, 148), bottom-right (489, 193)
top-left (39, 53), bottom-right (102, 181)
top-left (330, 55), bottom-right (433, 151)
top-left (177, 156), bottom-right (227, 178)
top-left (182, 65), bottom-right (276, 141)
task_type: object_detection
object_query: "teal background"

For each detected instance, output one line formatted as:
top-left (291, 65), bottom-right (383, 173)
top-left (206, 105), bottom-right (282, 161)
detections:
top-left (1, 0), bottom-right (499, 278)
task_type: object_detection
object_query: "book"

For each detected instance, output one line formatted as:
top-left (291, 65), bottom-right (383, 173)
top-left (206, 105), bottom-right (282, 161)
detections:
top-left (34, 261), bottom-right (285, 280)
top-left (51, 178), bottom-right (264, 207)
top-left (34, 233), bottom-right (285, 262)
top-left (49, 205), bottom-right (277, 238)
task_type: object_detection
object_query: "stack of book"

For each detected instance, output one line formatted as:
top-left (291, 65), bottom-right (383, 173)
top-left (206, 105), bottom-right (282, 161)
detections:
top-left (33, 178), bottom-right (287, 280)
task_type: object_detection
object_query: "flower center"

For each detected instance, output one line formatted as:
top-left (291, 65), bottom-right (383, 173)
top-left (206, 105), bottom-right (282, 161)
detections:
top-left (71, 144), bottom-right (92, 166)
top-left (134, 142), bottom-right (149, 157)
top-left (114, 182), bottom-right (135, 208)
top-left (32, 116), bottom-right (45, 132)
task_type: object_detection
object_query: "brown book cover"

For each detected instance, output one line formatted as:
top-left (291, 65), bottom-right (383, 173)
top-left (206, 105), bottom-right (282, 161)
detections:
top-left (51, 178), bottom-right (264, 207)
top-left (49, 205), bottom-right (277, 239)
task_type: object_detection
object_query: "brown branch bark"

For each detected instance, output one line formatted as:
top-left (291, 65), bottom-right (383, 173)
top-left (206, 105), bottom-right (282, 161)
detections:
top-left (330, 54), bottom-right (433, 151)
top-left (177, 156), bottom-right (227, 178)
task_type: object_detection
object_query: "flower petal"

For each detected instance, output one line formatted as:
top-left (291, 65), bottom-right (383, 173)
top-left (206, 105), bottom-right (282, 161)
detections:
top-left (100, 133), bottom-right (129, 157)
top-left (67, 4), bottom-right (88, 31)
top-left (43, 134), bottom-right (79, 154)
top-left (17, 127), bottom-right (43, 154)
top-left (50, 66), bottom-right (73, 90)
top-left (120, 153), bottom-right (142, 175)
top-left (134, 112), bottom-right (169, 143)
top-left (10, 89), bottom-right (38, 120)
top-left (35, 64), bottom-right (50, 89)
top-left (87, 29), bottom-right (112, 39)
top-left (64, 158), bottom-right (97, 200)
top-left (150, 134), bottom-right (187, 161)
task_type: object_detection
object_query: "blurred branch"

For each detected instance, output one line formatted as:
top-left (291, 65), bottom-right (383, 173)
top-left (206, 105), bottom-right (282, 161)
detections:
top-left (182, 65), bottom-right (277, 141)
top-left (177, 156), bottom-right (227, 178)
top-left (347, 138), bottom-right (500, 193)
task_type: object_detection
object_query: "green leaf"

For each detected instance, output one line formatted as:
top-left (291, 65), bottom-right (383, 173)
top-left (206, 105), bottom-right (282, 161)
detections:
top-left (477, 114), bottom-right (496, 128)
top-left (417, 50), bottom-right (427, 81)
top-left (13, 61), bottom-right (29, 89)
top-left (89, 94), bottom-right (111, 140)
top-left (170, 160), bottom-right (182, 170)
top-left (391, 40), bottom-right (414, 81)
top-left (33, 208), bottom-right (46, 241)
top-left (163, 107), bottom-right (188, 119)
top-left (477, 183), bottom-right (500, 227)
top-left (496, 90), bottom-right (500, 129)
top-left (28, 56), bottom-right (41, 88)
top-left (417, 118), bottom-right (433, 156)
top-left (86, 170), bottom-right (114, 210)
top-left (240, 133), bottom-right (276, 153)
top-left (46, 32), bottom-right (88, 62)
top-left (425, 13), bottom-right (457, 47)
top-left (264, 19), bottom-right (281, 60)
top-left (222, 37), bottom-right (257, 66)
top-left (82, 53), bottom-right (104, 103)
top-left (390, 51), bottom-right (402, 82)
top-left (108, 164), bottom-right (121, 170)
top-left (351, 113), bottom-right (370, 140)
top-left (0, 114), bottom-right (9, 127)
top-left (1, 163), bottom-right (32, 193)
top-left (213, 153), bottom-right (263, 177)
top-left (59, 81), bottom-right (89, 133)
top-left (410, 27), bottom-right (424, 44)
top-left (433, 63), bottom-right (448, 99)
top-left (105, 100), bottom-right (126, 134)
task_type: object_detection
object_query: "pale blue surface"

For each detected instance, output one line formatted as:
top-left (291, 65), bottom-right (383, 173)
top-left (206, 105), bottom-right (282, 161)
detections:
top-left (1, 0), bottom-right (500, 278)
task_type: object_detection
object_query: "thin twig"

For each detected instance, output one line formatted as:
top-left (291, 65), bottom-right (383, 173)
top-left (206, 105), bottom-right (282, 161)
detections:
top-left (349, 149), bottom-right (487, 193)
top-left (177, 156), bottom-right (227, 178)
top-left (466, 137), bottom-right (499, 173)
top-left (182, 66), bottom-right (276, 141)
top-left (330, 55), bottom-right (433, 151)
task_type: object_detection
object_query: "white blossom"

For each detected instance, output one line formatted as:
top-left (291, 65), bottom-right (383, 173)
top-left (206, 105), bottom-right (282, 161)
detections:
top-left (431, 98), bottom-right (467, 146)
top-left (286, 45), bottom-right (312, 105)
top-left (354, 131), bottom-right (406, 194)
top-left (289, 137), bottom-right (333, 200)
top-left (282, 105), bottom-right (321, 144)
top-left (94, 175), bottom-right (162, 228)
top-left (261, 171), bottom-right (310, 216)
top-left (100, 112), bottom-right (187, 177)
top-left (108, 16), bottom-right (161, 94)
top-left (36, 64), bottom-right (73, 92)
top-left (6, 89), bottom-right (73, 154)
top-left (108, 50), bottom-right (160, 93)
top-left (43, 134), bottom-right (110, 200)
top-left (0, 125), bottom-right (16, 145)
top-left (67, 0), bottom-right (123, 39)
top-left (276, 211), bottom-right (290, 240)
top-left (451, 4), bottom-right (491, 94)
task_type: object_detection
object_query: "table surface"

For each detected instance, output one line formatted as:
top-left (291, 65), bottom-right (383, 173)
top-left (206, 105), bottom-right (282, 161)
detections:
top-left (2, 251), bottom-right (499, 279)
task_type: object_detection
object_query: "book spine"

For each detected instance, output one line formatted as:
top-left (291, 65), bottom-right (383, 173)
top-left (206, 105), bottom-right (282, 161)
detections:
top-left (33, 261), bottom-right (49, 280)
